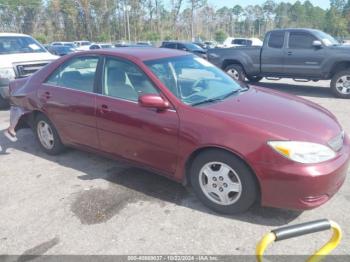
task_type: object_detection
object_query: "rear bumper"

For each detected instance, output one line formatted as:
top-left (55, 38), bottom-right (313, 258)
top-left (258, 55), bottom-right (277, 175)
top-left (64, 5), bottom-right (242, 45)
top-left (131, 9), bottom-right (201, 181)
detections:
top-left (256, 138), bottom-right (350, 210)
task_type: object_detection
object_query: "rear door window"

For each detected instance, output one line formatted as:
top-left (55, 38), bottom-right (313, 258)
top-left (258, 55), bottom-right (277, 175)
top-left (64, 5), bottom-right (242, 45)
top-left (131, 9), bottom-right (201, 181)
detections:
top-left (268, 32), bottom-right (285, 48)
top-left (46, 56), bottom-right (99, 93)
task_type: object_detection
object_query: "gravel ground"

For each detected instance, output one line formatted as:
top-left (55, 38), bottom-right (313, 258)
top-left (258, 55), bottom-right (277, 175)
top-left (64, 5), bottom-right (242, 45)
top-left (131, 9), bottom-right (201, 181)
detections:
top-left (0, 79), bottom-right (349, 257)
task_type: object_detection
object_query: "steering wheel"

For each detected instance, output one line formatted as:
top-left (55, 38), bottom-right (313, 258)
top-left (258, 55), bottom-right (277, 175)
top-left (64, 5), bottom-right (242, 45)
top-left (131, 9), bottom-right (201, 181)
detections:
top-left (191, 79), bottom-right (207, 92)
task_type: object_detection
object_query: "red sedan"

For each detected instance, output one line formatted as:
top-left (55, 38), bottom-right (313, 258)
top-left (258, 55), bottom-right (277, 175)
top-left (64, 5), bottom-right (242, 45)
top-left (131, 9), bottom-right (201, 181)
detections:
top-left (10, 48), bottom-right (350, 214)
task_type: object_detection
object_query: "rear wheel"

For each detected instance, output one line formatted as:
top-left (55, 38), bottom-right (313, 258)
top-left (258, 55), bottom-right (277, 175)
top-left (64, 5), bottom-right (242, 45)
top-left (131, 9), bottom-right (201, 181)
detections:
top-left (331, 70), bottom-right (350, 98)
top-left (224, 64), bottom-right (246, 82)
top-left (34, 114), bottom-right (65, 155)
top-left (190, 150), bottom-right (258, 214)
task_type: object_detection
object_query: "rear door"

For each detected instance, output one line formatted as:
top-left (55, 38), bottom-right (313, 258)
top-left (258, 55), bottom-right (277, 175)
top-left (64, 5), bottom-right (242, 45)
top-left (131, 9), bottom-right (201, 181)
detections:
top-left (261, 31), bottom-right (285, 75)
top-left (39, 55), bottom-right (100, 148)
top-left (284, 31), bottom-right (326, 77)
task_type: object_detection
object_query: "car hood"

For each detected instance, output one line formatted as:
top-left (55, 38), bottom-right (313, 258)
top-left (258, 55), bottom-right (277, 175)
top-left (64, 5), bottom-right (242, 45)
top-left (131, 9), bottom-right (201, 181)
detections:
top-left (0, 52), bottom-right (58, 68)
top-left (199, 86), bottom-right (342, 143)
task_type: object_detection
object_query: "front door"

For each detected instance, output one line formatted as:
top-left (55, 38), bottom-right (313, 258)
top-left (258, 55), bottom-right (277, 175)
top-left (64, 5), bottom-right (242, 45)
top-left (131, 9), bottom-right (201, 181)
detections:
top-left (96, 57), bottom-right (179, 175)
top-left (38, 56), bottom-right (100, 148)
top-left (284, 31), bottom-right (326, 78)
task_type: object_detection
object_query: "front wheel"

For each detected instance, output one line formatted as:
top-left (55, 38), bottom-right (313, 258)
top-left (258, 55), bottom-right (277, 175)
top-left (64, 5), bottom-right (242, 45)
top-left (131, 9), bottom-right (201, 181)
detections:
top-left (224, 64), bottom-right (246, 82)
top-left (34, 114), bottom-right (65, 155)
top-left (190, 150), bottom-right (258, 214)
top-left (331, 70), bottom-right (350, 98)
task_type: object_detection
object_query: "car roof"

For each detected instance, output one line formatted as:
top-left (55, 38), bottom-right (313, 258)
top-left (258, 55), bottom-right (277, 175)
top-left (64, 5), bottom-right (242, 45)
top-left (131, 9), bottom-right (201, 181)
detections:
top-left (268, 28), bottom-right (323, 33)
top-left (0, 33), bottom-right (30, 37)
top-left (82, 47), bottom-right (189, 61)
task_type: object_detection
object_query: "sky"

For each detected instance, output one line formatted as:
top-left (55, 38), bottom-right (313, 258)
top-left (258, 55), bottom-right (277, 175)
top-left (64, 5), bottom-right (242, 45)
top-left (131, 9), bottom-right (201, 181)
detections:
top-left (208, 0), bottom-right (330, 10)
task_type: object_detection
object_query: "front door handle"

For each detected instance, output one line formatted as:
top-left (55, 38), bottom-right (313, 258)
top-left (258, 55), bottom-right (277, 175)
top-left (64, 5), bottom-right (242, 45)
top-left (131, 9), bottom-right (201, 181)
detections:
top-left (100, 104), bottom-right (111, 113)
top-left (287, 51), bottom-right (293, 56)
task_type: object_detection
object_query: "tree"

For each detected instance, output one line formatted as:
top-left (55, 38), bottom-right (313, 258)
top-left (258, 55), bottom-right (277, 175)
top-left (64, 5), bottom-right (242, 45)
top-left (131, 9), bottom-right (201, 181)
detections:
top-left (214, 30), bottom-right (227, 43)
top-left (188, 0), bottom-right (206, 40)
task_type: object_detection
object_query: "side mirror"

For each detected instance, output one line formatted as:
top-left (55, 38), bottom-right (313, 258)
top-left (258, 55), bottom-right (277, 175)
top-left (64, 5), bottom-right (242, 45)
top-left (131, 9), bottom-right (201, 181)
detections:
top-left (139, 94), bottom-right (170, 111)
top-left (312, 40), bottom-right (322, 48)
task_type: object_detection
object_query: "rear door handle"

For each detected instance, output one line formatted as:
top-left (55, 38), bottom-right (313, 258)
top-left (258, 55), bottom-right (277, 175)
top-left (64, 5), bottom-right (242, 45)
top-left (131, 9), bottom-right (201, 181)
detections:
top-left (100, 104), bottom-right (111, 113)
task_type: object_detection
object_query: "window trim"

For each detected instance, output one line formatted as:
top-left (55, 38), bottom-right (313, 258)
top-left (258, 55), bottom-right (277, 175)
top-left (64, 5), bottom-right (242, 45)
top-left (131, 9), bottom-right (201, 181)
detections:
top-left (43, 54), bottom-right (102, 94)
top-left (99, 55), bottom-right (162, 102)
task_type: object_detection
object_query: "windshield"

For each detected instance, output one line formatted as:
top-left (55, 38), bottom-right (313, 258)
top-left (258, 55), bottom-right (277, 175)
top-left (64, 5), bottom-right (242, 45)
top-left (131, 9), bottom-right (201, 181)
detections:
top-left (145, 55), bottom-right (244, 106)
top-left (185, 43), bottom-right (203, 51)
top-left (64, 43), bottom-right (77, 48)
top-left (0, 36), bottom-right (46, 54)
top-left (314, 31), bottom-right (339, 46)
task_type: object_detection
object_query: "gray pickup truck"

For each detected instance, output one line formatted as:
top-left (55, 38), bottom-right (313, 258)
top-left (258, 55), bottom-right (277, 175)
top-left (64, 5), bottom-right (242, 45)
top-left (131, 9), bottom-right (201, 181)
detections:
top-left (207, 28), bottom-right (350, 98)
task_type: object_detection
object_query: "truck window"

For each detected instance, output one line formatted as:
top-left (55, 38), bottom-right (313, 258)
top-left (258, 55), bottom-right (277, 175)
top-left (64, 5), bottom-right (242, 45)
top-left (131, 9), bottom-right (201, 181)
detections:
top-left (289, 32), bottom-right (316, 49)
top-left (268, 32), bottom-right (284, 48)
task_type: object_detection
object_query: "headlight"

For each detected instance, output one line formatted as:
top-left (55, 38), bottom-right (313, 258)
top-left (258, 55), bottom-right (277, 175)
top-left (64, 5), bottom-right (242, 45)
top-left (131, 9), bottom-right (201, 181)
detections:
top-left (268, 141), bottom-right (336, 164)
top-left (0, 67), bottom-right (16, 81)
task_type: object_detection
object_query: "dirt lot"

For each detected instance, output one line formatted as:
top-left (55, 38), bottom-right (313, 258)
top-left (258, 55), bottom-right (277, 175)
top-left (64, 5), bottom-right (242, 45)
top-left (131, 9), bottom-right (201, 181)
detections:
top-left (0, 79), bottom-right (349, 256)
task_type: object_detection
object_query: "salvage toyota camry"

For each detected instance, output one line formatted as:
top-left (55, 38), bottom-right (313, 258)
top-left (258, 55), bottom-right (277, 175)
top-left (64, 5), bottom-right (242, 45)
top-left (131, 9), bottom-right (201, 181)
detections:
top-left (10, 48), bottom-right (350, 214)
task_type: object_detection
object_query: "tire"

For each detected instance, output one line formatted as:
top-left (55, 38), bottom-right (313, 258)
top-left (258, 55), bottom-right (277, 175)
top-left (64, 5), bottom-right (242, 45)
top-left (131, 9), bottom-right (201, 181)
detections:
top-left (331, 70), bottom-right (350, 99)
top-left (0, 95), bottom-right (10, 109)
top-left (224, 64), bottom-right (246, 81)
top-left (247, 76), bottom-right (263, 83)
top-left (34, 114), bottom-right (65, 155)
top-left (190, 149), bottom-right (258, 214)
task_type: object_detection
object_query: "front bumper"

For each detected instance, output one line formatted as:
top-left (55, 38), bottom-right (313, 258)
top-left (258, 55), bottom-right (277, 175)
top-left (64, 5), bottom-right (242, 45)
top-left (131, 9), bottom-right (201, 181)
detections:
top-left (255, 137), bottom-right (350, 210)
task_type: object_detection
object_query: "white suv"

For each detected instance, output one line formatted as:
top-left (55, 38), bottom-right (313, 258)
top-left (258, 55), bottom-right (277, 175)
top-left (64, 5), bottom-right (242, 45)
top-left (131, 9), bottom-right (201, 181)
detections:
top-left (0, 33), bottom-right (58, 108)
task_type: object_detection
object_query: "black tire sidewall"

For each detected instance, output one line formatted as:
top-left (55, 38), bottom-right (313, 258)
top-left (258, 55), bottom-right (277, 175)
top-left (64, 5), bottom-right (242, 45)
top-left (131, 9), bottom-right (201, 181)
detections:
top-left (225, 64), bottom-right (246, 82)
top-left (331, 70), bottom-right (350, 99)
top-left (190, 150), bottom-right (258, 214)
top-left (0, 95), bottom-right (10, 109)
top-left (247, 76), bottom-right (263, 83)
top-left (34, 114), bottom-right (65, 155)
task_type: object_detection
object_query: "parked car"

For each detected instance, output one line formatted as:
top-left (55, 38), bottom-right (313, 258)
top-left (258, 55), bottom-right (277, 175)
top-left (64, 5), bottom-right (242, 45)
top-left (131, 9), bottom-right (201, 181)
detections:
top-left (74, 41), bottom-right (91, 47)
top-left (74, 41), bottom-right (91, 51)
top-left (203, 41), bottom-right (217, 49)
top-left (160, 41), bottom-right (207, 59)
top-left (136, 41), bottom-right (153, 46)
top-left (9, 48), bottom-right (350, 214)
top-left (115, 43), bottom-right (152, 48)
top-left (89, 43), bottom-right (113, 50)
top-left (220, 37), bottom-right (263, 48)
top-left (208, 28), bottom-right (350, 99)
top-left (193, 42), bottom-right (207, 49)
top-left (51, 42), bottom-right (77, 49)
top-left (47, 45), bottom-right (76, 56)
top-left (0, 33), bottom-right (58, 108)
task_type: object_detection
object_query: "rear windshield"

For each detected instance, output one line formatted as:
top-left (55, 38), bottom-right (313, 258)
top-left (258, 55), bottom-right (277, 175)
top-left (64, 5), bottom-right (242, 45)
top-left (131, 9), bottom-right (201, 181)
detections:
top-left (0, 36), bottom-right (46, 55)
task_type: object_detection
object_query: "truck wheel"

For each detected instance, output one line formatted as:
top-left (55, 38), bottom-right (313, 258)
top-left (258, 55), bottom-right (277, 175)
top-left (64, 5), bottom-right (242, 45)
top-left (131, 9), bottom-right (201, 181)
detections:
top-left (225, 64), bottom-right (246, 82)
top-left (331, 70), bottom-right (350, 98)
top-left (247, 76), bottom-right (263, 83)
top-left (190, 149), bottom-right (258, 214)
top-left (0, 95), bottom-right (10, 109)
top-left (34, 114), bottom-right (65, 155)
